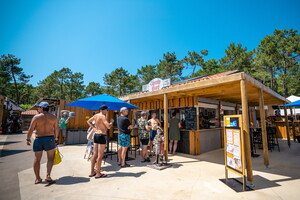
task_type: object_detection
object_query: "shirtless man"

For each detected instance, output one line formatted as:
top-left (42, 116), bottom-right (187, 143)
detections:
top-left (87, 105), bottom-right (113, 178)
top-left (148, 113), bottom-right (161, 154)
top-left (26, 102), bottom-right (58, 184)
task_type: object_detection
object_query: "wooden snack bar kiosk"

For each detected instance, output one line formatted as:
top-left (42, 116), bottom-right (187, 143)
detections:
top-left (119, 70), bottom-right (288, 184)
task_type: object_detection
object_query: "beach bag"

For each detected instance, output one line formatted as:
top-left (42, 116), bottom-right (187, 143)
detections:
top-left (87, 127), bottom-right (95, 142)
top-left (53, 147), bottom-right (62, 165)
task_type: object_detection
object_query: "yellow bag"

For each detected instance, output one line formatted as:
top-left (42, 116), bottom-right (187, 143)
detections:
top-left (53, 147), bottom-right (62, 165)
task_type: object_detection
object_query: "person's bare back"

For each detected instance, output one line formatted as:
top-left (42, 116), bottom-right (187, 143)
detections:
top-left (29, 113), bottom-right (58, 137)
top-left (89, 113), bottom-right (110, 134)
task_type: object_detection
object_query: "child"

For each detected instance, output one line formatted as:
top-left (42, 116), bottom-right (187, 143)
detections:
top-left (153, 126), bottom-right (164, 164)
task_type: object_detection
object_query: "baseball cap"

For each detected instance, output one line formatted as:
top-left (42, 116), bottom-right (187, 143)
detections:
top-left (99, 105), bottom-right (108, 110)
top-left (120, 107), bottom-right (128, 113)
top-left (35, 101), bottom-right (50, 108)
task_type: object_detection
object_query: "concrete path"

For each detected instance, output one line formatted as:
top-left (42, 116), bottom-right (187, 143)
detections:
top-left (1, 133), bottom-right (300, 200)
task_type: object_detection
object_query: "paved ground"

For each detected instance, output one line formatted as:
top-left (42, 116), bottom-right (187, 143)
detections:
top-left (1, 133), bottom-right (300, 200)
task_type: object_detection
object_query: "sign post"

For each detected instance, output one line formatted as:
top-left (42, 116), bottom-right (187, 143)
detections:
top-left (224, 115), bottom-right (246, 191)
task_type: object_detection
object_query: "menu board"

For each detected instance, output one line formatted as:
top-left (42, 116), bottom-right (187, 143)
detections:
top-left (223, 115), bottom-right (246, 190)
top-left (185, 107), bottom-right (196, 130)
top-left (225, 128), bottom-right (243, 173)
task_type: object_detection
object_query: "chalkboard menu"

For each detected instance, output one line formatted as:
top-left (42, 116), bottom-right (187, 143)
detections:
top-left (184, 107), bottom-right (197, 130)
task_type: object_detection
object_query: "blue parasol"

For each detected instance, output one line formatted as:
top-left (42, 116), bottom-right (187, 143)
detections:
top-left (65, 94), bottom-right (139, 110)
top-left (282, 100), bottom-right (300, 107)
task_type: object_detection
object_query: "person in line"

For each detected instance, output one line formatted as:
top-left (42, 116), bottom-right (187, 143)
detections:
top-left (168, 112), bottom-right (182, 154)
top-left (87, 105), bottom-right (113, 178)
top-left (26, 102), bottom-right (58, 184)
top-left (59, 112), bottom-right (70, 144)
top-left (117, 107), bottom-right (133, 167)
top-left (136, 111), bottom-right (151, 162)
top-left (148, 113), bottom-right (161, 155)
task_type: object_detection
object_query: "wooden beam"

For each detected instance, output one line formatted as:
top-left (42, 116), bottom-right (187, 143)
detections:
top-left (195, 98), bottom-right (200, 130)
top-left (244, 73), bottom-right (287, 103)
top-left (283, 106), bottom-right (291, 147)
top-left (290, 108), bottom-right (296, 142)
top-left (120, 73), bottom-right (243, 101)
top-left (164, 93), bottom-right (169, 162)
top-left (258, 88), bottom-right (269, 167)
top-left (240, 79), bottom-right (253, 183)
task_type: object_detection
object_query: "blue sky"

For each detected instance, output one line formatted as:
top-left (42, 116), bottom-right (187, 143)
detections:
top-left (1, 0), bottom-right (300, 86)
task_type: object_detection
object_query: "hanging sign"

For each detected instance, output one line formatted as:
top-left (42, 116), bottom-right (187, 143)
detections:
top-left (142, 78), bottom-right (171, 92)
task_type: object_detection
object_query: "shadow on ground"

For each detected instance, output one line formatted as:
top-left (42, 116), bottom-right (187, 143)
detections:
top-left (55, 176), bottom-right (90, 185)
top-left (107, 171), bottom-right (146, 178)
top-left (0, 141), bottom-right (21, 146)
top-left (0, 149), bottom-right (30, 158)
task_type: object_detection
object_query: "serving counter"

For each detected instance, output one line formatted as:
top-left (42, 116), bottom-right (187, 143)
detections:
top-left (177, 128), bottom-right (222, 155)
top-left (273, 121), bottom-right (300, 139)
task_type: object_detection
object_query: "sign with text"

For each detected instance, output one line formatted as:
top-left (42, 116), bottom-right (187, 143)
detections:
top-left (223, 115), bottom-right (246, 191)
top-left (142, 78), bottom-right (171, 92)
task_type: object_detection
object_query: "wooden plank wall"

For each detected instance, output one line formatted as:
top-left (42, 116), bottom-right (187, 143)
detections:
top-left (132, 96), bottom-right (196, 110)
top-left (60, 100), bottom-right (92, 129)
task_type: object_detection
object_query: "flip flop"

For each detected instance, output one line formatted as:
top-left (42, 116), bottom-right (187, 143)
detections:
top-left (34, 179), bottom-right (42, 184)
top-left (44, 179), bottom-right (56, 187)
top-left (95, 173), bottom-right (108, 179)
top-left (89, 173), bottom-right (96, 177)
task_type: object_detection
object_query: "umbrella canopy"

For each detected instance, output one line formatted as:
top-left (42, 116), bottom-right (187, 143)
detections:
top-left (282, 99), bottom-right (300, 107)
top-left (65, 94), bottom-right (139, 110)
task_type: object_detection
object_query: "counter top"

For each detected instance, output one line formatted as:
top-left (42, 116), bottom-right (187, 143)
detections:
top-left (274, 121), bottom-right (300, 123)
top-left (180, 128), bottom-right (222, 132)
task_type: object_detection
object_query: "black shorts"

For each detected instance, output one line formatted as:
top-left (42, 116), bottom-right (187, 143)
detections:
top-left (94, 134), bottom-right (106, 144)
top-left (140, 139), bottom-right (149, 146)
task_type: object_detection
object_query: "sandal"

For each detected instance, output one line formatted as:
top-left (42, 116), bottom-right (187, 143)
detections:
top-left (95, 173), bottom-right (108, 179)
top-left (44, 178), bottom-right (56, 186)
top-left (89, 173), bottom-right (96, 177)
top-left (35, 179), bottom-right (42, 184)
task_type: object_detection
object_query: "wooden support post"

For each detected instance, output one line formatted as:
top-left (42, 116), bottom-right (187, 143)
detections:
top-left (258, 88), bottom-right (269, 167)
top-left (194, 96), bottom-right (199, 130)
top-left (290, 108), bottom-right (296, 142)
top-left (283, 106), bottom-right (291, 147)
top-left (240, 79), bottom-right (253, 183)
top-left (164, 93), bottom-right (169, 162)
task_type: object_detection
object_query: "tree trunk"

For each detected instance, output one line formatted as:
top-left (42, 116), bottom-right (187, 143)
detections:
top-left (192, 65), bottom-right (196, 75)
top-left (11, 70), bottom-right (20, 104)
top-left (60, 78), bottom-right (63, 99)
top-left (283, 60), bottom-right (288, 98)
top-left (270, 67), bottom-right (274, 90)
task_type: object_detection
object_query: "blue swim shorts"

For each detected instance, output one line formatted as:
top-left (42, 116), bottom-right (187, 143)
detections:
top-left (118, 133), bottom-right (130, 147)
top-left (150, 130), bottom-right (157, 141)
top-left (33, 136), bottom-right (56, 152)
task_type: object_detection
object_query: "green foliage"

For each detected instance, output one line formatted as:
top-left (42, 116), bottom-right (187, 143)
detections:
top-left (157, 52), bottom-right (184, 82)
top-left (137, 65), bottom-right (157, 85)
top-left (220, 43), bottom-right (255, 75)
top-left (183, 50), bottom-right (208, 77)
top-left (0, 54), bottom-right (32, 104)
top-left (85, 82), bottom-right (103, 96)
top-left (37, 67), bottom-right (85, 100)
top-left (19, 104), bottom-right (32, 110)
top-left (104, 67), bottom-right (140, 96)
top-left (255, 29), bottom-right (300, 97)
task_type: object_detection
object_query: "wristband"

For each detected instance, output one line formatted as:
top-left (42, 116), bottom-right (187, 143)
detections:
top-left (26, 139), bottom-right (31, 141)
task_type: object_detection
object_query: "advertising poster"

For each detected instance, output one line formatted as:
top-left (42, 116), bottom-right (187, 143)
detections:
top-left (233, 130), bottom-right (240, 146)
top-left (225, 127), bottom-right (242, 173)
top-left (227, 129), bottom-right (233, 144)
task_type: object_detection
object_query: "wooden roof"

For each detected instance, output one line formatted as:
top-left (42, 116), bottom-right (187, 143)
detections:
top-left (119, 71), bottom-right (288, 106)
top-left (21, 110), bottom-right (38, 115)
top-left (29, 98), bottom-right (60, 110)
